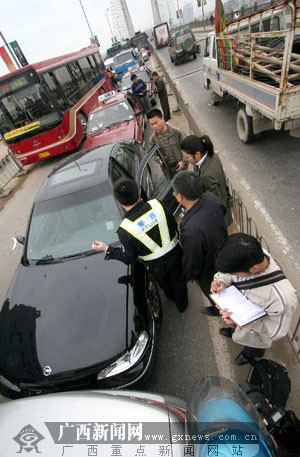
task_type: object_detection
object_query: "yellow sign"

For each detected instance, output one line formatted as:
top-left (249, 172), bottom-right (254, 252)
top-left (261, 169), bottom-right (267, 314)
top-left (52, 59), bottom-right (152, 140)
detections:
top-left (38, 151), bottom-right (51, 158)
top-left (4, 122), bottom-right (41, 140)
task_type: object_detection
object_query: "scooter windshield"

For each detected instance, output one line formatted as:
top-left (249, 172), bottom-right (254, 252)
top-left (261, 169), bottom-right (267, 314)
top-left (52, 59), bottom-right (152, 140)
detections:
top-left (186, 376), bottom-right (277, 457)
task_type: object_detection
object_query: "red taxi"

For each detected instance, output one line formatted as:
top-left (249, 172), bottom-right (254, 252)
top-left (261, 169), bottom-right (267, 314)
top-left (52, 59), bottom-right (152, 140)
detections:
top-left (83, 91), bottom-right (144, 149)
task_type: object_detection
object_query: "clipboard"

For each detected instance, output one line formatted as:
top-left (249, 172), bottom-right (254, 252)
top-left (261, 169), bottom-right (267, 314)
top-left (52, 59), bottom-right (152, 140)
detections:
top-left (210, 285), bottom-right (267, 328)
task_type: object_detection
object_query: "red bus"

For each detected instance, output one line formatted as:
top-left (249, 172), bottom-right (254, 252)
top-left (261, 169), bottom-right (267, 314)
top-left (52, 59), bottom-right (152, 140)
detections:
top-left (0, 45), bottom-right (113, 165)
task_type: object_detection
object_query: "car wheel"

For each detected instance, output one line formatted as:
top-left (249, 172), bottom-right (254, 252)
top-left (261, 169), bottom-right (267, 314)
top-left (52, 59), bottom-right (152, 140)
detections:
top-left (236, 107), bottom-right (254, 143)
top-left (193, 53), bottom-right (197, 59)
top-left (147, 273), bottom-right (162, 325)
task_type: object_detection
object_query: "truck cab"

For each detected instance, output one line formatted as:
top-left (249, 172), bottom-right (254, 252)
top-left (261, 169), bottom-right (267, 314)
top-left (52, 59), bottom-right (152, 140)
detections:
top-left (113, 48), bottom-right (140, 81)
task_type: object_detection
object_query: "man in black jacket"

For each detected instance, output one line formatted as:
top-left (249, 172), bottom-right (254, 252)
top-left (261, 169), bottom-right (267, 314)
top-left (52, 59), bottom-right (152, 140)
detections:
top-left (172, 170), bottom-right (228, 316)
top-left (92, 178), bottom-right (188, 312)
top-left (151, 71), bottom-right (171, 122)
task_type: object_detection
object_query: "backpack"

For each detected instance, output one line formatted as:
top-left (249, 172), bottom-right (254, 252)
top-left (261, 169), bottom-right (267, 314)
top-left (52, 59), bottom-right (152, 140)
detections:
top-left (248, 358), bottom-right (291, 408)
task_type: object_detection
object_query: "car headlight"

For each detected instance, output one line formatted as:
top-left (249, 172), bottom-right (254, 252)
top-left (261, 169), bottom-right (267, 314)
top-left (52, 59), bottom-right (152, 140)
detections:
top-left (97, 331), bottom-right (149, 380)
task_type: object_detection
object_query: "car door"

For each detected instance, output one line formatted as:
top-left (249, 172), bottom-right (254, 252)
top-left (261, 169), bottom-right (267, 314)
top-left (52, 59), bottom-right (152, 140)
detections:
top-left (136, 144), bottom-right (178, 214)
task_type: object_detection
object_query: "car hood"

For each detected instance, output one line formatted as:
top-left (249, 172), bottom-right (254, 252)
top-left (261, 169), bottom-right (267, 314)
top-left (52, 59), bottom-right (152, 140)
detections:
top-left (0, 253), bottom-right (133, 381)
top-left (83, 120), bottom-right (137, 149)
top-left (0, 391), bottom-right (186, 456)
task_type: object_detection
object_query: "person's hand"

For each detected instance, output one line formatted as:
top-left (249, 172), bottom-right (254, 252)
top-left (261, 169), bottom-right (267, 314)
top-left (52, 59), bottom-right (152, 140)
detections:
top-left (176, 160), bottom-right (186, 171)
top-left (210, 279), bottom-right (226, 293)
top-left (220, 308), bottom-right (235, 325)
top-left (92, 240), bottom-right (108, 252)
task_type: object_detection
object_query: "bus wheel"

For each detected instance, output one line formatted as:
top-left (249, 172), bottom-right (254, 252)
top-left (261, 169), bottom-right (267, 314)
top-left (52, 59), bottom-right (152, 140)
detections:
top-left (236, 107), bottom-right (254, 143)
top-left (78, 112), bottom-right (88, 135)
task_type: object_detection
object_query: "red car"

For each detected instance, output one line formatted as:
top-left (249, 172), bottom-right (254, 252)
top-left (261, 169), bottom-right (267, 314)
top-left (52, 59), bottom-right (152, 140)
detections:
top-left (83, 91), bottom-right (144, 149)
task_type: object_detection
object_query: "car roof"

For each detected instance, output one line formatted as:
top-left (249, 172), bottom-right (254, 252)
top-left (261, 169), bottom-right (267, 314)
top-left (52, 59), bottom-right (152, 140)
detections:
top-left (122, 65), bottom-right (148, 78)
top-left (89, 92), bottom-right (128, 115)
top-left (35, 144), bottom-right (115, 202)
top-left (114, 48), bottom-right (134, 57)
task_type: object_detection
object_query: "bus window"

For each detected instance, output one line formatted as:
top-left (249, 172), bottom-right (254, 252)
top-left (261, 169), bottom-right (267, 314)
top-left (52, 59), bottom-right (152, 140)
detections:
top-left (42, 72), bottom-right (66, 111)
top-left (78, 57), bottom-right (95, 80)
top-left (53, 66), bottom-right (77, 104)
top-left (92, 53), bottom-right (104, 72)
top-left (68, 62), bottom-right (86, 87)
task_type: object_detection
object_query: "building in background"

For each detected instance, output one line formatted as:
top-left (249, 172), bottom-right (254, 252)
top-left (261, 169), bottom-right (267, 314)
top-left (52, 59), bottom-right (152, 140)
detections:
top-left (110, 0), bottom-right (135, 40)
top-left (152, 0), bottom-right (178, 28)
top-left (151, 0), bottom-right (162, 25)
top-left (183, 3), bottom-right (194, 25)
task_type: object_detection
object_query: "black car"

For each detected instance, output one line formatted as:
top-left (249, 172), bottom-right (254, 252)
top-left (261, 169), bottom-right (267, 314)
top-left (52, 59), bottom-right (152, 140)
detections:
top-left (0, 141), bottom-right (176, 398)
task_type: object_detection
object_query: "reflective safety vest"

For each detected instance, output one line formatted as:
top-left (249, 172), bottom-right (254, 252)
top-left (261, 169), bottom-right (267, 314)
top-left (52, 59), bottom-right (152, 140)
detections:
top-left (120, 199), bottom-right (178, 261)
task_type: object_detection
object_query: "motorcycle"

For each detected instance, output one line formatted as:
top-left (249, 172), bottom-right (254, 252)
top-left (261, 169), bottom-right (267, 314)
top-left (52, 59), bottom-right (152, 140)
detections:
top-left (186, 376), bottom-right (278, 456)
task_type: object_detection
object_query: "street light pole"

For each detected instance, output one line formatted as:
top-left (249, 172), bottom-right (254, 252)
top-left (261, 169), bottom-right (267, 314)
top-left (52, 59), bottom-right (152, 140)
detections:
top-left (78, 0), bottom-right (94, 41)
top-left (106, 8), bottom-right (114, 43)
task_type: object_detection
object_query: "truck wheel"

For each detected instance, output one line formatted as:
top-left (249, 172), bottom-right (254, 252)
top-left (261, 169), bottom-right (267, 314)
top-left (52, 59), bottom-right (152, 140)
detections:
top-left (209, 87), bottom-right (218, 106)
top-left (237, 108), bottom-right (254, 143)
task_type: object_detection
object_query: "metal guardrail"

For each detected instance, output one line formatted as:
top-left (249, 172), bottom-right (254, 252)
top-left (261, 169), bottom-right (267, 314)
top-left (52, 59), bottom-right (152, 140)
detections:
top-left (0, 147), bottom-right (23, 196)
top-left (153, 47), bottom-right (300, 362)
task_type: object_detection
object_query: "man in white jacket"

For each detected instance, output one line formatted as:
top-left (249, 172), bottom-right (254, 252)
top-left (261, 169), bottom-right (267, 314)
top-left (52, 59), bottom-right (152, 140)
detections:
top-left (210, 233), bottom-right (298, 365)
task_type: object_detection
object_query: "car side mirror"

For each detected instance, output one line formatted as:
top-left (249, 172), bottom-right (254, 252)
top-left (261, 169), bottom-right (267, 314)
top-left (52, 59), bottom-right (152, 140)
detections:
top-left (16, 235), bottom-right (25, 245)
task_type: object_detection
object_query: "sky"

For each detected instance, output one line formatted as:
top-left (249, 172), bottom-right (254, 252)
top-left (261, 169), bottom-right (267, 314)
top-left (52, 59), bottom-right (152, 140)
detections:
top-left (0, 0), bottom-right (216, 76)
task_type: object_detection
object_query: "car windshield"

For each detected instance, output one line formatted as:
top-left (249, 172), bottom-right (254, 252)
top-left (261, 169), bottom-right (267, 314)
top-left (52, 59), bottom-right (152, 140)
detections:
top-left (114, 52), bottom-right (134, 67)
top-left (26, 183), bottom-right (122, 262)
top-left (87, 101), bottom-right (134, 135)
top-left (121, 70), bottom-right (150, 91)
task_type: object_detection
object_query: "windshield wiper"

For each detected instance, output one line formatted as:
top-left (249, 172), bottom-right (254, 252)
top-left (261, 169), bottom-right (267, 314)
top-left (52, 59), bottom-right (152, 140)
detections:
top-left (60, 250), bottom-right (97, 260)
top-left (106, 120), bottom-right (129, 128)
top-left (35, 254), bottom-right (56, 264)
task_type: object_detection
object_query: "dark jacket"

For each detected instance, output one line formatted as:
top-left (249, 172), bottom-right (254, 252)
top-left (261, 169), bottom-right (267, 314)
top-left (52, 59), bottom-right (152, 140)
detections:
top-left (105, 199), bottom-right (180, 277)
top-left (180, 192), bottom-right (228, 296)
top-left (131, 79), bottom-right (147, 97)
top-left (194, 154), bottom-right (233, 226)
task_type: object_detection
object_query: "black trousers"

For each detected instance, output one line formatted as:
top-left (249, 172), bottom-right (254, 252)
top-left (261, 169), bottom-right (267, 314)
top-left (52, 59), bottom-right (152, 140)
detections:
top-left (242, 346), bottom-right (266, 359)
top-left (150, 245), bottom-right (188, 312)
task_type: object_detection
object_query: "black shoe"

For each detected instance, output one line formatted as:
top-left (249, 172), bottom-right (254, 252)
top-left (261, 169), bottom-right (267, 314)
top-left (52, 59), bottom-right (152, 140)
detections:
top-left (219, 327), bottom-right (235, 338)
top-left (235, 351), bottom-right (250, 366)
top-left (177, 302), bottom-right (188, 313)
top-left (201, 306), bottom-right (219, 316)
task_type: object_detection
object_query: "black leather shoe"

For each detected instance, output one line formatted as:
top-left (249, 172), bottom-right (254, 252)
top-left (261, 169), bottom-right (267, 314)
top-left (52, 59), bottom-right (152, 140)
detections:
top-left (235, 351), bottom-right (250, 366)
top-left (219, 327), bottom-right (235, 338)
top-left (201, 306), bottom-right (219, 316)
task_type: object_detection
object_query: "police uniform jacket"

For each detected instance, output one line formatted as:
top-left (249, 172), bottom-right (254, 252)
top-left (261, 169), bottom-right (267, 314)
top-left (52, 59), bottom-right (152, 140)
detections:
top-left (105, 199), bottom-right (181, 277)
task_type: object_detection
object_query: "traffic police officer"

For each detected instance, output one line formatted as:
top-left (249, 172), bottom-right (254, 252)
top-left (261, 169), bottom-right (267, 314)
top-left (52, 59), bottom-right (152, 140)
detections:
top-left (92, 178), bottom-right (188, 312)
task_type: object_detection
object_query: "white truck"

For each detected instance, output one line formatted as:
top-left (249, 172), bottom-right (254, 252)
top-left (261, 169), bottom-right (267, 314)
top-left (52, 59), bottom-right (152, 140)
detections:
top-left (203, 0), bottom-right (300, 143)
